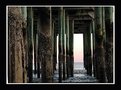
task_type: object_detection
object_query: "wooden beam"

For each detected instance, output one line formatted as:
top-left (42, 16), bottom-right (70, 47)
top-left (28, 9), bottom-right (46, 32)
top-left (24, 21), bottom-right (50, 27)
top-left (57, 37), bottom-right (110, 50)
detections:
top-left (58, 7), bottom-right (63, 83)
top-left (37, 14), bottom-right (40, 78)
top-left (27, 7), bottom-right (33, 83)
top-left (62, 9), bottom-right (66, 80)
top-left (38, 7), bottom-right (53, 83)
top-left (66, 14), bottom-right (70, 78)
top-left (69, 20), bottom-right (74, 77)
top-left (105, 7), bottom-right (113, 83)
top-left (94, 7), bottom-right (106, 83)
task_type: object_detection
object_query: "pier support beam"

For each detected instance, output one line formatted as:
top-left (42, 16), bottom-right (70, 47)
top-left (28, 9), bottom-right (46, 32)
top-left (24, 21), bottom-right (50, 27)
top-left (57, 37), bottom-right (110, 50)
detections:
top-left (38, 7), bottom-right (53, 83)
top-left (105, 7), bottom-right (113, 83)
top-left (21, 7), bottom-right (28, 83)
top-left (53, 22), bottom-right (57, 72)
top-left (84, 32), bottom-right (88, 70)
top-left (94, 7), bottom-right (106, 82)
top-left (27, 7), bottom-right (34, 83)
top-left (62, 9), bottom-right (66, 80)
top-left (87, 22), bottom-right (92, 76)
top-left (69, 20), bottom-right (74, 77)
top-left (66, 14), bottom-right (70, 78)
top-left (37, 15), bottom-right (40, 78)
top-left (84, 22), bottom-right (92, 76)
top-left (34, 33), bottom-right (37, 75)
top-left (33, 19), bottom-right (37, 74)
top-left (92, 20), bottom-right (97, 77)
top-left (8, 7), bottom-right (28, 83)
top-left (58, 7), bottom-right (63, 82)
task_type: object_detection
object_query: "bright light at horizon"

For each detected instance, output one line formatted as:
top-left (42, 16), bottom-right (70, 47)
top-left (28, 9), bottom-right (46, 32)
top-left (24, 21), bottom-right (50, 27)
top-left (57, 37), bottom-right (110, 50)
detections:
top-left (74, 34), bottom-right (83, 62)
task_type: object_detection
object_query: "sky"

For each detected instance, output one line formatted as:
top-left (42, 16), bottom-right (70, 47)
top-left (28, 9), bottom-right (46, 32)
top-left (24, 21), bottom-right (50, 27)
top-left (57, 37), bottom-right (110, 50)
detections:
top-left (74, 34), bottom-right (83, 62)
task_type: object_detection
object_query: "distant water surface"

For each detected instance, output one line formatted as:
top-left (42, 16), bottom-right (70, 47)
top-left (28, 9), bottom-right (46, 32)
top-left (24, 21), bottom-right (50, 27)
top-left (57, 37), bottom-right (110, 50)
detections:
top-left (56, 62), bottom-right (84, 70)
top-left (74, 62), bottom-right (84, 70)
top-left (33, 61), bottom-right (84, 70)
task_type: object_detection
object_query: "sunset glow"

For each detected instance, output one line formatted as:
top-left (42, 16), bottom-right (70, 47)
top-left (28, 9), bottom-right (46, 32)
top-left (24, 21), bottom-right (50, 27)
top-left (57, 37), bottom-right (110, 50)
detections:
top-left (74, 34), bottom-right (84, 62)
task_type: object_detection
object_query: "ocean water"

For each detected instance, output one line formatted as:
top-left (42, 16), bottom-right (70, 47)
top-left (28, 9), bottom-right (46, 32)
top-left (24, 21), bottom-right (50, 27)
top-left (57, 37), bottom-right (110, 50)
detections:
top-left (74, 62), bottom-right (84, 70)
top-left (33, 62), bottom-right (84, 70)
top-left (56, 62), bottom-right (84, 70)
top-left (32, 62), bottom-right (98, 83)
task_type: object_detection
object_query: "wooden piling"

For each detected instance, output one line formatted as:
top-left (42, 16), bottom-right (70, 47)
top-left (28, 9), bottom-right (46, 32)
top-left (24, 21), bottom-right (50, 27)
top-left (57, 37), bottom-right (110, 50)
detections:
top-left (27, 7), bottom-right (33, 83)
top-left (69, 20), bottom-right (74, 77)
top-left (94, 7), bottom-right (106, 82)
top-left (87, 22), bottom-right (92, 76)
top-left (53, 22), bottom-right (57, 72)
top-left (58, 7), bottom-right (63, 82)
top-left (65, 14), bottom-right (70, 78)
top-left (37, 15), bottom-right (40, 78)
top-left (105, 7), bottom-right (113, 83)
top-left (38, 7), bottom-right (53, 83)
top-left (62, 9), bottom-right (66, 80)
top-left (84, 23), bottom-right (92, 76)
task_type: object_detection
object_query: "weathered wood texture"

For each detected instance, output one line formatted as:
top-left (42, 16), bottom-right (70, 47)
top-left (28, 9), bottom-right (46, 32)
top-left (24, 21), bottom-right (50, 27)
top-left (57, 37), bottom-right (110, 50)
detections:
top-left (8, 7), bottom-right (27, 83)
top-left (53, 22), bottom-right (57, 71)
top-left (62, 9), bottom-right (66, 80)
top-left (38, 8), bottom-right (53, 83)
top-left (65, 14), bottom-right (70, 78)
top-left (105, 7), bottom-right (113, 83)
top-left (58, 7), bottom-right (63, 82)
top-left (27, 7), bottom-right (33, 83)
top-left (92, 20), bottom-right (97, 77)
top-left (94, 7), bottom-right (106, 82)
